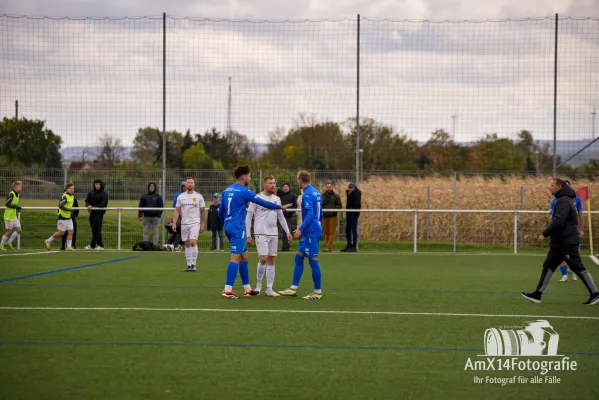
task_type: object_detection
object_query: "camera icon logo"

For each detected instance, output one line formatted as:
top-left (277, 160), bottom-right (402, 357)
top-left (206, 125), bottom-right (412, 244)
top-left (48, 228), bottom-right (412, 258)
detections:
top-left (484, 320), bottom-right (559, 356)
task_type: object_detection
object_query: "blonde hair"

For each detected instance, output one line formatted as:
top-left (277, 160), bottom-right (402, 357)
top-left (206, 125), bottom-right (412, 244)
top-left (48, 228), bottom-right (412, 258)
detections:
top-left (297, 171), bottom-right (311, 183)
top-left (13, 181), bottom-right (22, 188)
top-left (263, 175), bottom-right (275, 183)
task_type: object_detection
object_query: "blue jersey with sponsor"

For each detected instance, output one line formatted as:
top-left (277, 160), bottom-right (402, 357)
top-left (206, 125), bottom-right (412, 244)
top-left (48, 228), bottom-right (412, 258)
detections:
top-left (299, 184), bottom-right (323, 238)
top-left (218, 183), bottom-right (281, 236)
top-left (550, 196), bottom-right (582, 214)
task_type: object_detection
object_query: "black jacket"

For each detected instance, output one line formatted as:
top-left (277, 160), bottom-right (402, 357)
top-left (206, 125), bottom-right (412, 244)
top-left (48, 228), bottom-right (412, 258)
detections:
top-left (72, 197), bottom-right (80, 218)
top-left (346, 187), bottom-right (362, 218)
top-left (543, 185), bottom-right (580, 246)
top-left (322, 190), bottom-right (342, 218)
top-left (277, 189), bottom-right (297, 218)
top-left (207, 203), bottom-right (223, 231)
top-left (85, 179), bottom-right (109, 216)
top-left (138, 182), bottom-right (164, 218)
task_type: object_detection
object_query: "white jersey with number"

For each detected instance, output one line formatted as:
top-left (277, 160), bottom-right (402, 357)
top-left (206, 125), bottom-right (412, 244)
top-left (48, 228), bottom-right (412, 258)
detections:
top-left (246, 193), bottom-right (290, 237)
top-left (176, 191), bottom-right (205, 226)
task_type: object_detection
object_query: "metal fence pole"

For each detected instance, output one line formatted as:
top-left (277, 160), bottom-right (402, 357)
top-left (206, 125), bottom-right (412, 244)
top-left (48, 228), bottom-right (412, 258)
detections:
top-left (519, 186), bottom-right (524, 246)
top-left (64, 168), bottom-right (68, 186)
top-left (426, 184), bottom-right (430, 240)
top-left (355, 13), bottom-right (361, 184)
top-left (413, 211), bottom-right (418, 253)
top-left (453, 171), bottom-right (457, 252)
top-left (162, 12), bottom-right (167, 247)
top-left (117, 208), bottom-right (122, 250)
top-left (514, 212), bottom-right (518, 254)
top-left (552, 13), bottom-right (559, 177)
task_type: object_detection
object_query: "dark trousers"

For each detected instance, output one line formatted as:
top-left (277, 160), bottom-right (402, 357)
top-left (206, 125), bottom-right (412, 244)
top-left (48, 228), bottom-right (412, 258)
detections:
top-left (345, 215), bottom-right (359, 248)
top-left (167, 233), bottom-right (182, 246)
top-left (211, 229), bottom-right (224, 249)
top-left (282, 215), bottom-right (293, 250)
top-left (536, 244), bottom-right (597, 294)
top-left (89, 214), bottom-right (104, 248)
top-left (60, 218), bottom-right (77, 250)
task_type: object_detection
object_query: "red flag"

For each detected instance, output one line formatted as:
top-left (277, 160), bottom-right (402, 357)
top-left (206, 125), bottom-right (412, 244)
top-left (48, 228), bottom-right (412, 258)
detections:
top-left (576, 186), bottom-right (589, 201)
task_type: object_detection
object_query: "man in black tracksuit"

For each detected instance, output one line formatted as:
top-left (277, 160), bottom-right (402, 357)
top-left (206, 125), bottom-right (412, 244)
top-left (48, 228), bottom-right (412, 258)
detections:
top-left (277, 183), bottom-right (297, 251)
top-left (138, 182), bottom-right (164, 245)
top-left (342, 182), bottom-right (362, 252)
top-left (85, 179), bottom-right (108, 250)
top-left (522, 178), bottom-right (599, 305)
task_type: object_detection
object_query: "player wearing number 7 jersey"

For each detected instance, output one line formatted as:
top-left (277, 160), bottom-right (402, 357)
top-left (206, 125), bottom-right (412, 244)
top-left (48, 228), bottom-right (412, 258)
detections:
top-left (218, 165), bottom-right (282, 299)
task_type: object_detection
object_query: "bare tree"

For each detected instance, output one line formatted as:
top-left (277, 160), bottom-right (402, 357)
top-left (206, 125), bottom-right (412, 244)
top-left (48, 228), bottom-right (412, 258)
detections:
top-left (97, 134), bottom-right (125, 167)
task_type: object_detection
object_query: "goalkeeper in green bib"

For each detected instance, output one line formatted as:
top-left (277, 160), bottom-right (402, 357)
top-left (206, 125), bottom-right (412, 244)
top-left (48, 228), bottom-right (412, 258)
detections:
top-left (1, 181), bottom-right (23, 251)
top-left (45, 183), bottom-right (76, 251)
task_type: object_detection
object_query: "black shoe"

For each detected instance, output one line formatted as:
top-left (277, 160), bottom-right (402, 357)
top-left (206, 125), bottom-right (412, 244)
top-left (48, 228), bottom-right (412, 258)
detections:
top-left (521, 291), bottom-right (542, 304)
top-left (583, 292), bottom-right (599, 305)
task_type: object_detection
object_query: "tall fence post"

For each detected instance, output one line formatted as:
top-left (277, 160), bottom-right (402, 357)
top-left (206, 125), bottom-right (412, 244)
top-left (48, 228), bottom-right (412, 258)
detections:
top-left (453, 171), bottom-right (457, 252)
top-left (63, 168), bottom-right (68, 186)
top-left (413, 210), bottom-right (418, 253)
top-left (519, 186), bottom-right (524, 246)
top-left (514, 212), bottom-right (518, 254)
top-left (355, 13), bottom-right (361, 184)
top-left (426, 184), bottom-right (430, 240)
top-left (117, 208), bottom-right (122, 251)
top-left (162, 12), bottom-right (167, 247)
top-left (552, 13), bottom-right (559, 177)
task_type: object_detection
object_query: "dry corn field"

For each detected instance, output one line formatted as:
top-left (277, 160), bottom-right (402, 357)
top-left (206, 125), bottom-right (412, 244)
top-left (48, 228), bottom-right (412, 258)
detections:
top-left (334, 175), bottom-right (599, 247)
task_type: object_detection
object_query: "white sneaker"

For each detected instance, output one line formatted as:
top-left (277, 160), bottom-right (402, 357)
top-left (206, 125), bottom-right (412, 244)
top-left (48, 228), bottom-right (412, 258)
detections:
top-left (265, 290), bottom-right (280, 297)
top-left (95, 246), bottom-right (104, 251)
top-left (571, 272), bottom-right (578, 281)
top-left (44, 240), bottom-right (51, 250)
top-left (559, 275), bottom-right (568, 282)
top-left (66, 247), bottom-right (75, 252)
top-left (84, 245), bottom-right (93, 250)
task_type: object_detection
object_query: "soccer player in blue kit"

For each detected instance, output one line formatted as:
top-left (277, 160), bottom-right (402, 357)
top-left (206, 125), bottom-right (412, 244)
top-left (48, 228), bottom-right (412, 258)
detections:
top-left (279, 171), bottom-right (324, 299)
top-left (219, 165), bottom-right (282, 299)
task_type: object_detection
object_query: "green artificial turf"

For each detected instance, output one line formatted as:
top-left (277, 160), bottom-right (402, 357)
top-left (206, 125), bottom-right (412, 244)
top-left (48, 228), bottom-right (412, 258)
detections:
top-left (0, 251), bottom-right (598, 399)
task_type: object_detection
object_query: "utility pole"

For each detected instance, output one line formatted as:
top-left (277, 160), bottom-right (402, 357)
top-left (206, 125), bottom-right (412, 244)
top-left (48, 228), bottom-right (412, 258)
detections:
top-left (227, 76), bottom-right (232, 134)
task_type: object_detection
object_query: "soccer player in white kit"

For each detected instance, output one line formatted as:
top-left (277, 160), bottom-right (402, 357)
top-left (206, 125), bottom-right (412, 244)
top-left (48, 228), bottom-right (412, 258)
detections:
top-left (245, 176), bottom-right (293, 296)
top-left (172, 178), bottom-right (206, 272)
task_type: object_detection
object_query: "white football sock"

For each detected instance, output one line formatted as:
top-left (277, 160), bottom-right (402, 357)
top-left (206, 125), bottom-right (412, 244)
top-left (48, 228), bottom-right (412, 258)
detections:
top-left (224, 285), bottom-right (233, 293)
top-left (256, 262), bottom-right (266, 289)
top-left (266, 265), bottom-right (275, 290)
top-left (67, 240), bottom-right (72, 248)
top-left (47, 236), bottom-right (55, 243)
top-left (0, 235), bottom-right (8, 246)
top-left (191, 246), bottom-right (198, 265)
top-left (7, 231), bottom-right (19, 244)
top-left (185, 247), bottom-right (191, 266)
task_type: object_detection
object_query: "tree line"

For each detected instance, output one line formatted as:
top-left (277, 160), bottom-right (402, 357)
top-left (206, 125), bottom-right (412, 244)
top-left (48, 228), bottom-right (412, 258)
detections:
top-left (1, 115), bottom-right (597, 176)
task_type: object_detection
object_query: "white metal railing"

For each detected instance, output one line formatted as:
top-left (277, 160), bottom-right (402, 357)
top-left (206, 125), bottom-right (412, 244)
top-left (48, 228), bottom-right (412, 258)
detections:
top-left (1, 206), bottom-right (597, 253)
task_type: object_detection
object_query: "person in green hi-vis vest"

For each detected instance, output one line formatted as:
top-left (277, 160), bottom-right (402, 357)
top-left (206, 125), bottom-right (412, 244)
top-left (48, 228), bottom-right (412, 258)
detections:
top-left (0, 181), bottom-right (23, 251)
top-left (45, 182), bottom-right (76, 251)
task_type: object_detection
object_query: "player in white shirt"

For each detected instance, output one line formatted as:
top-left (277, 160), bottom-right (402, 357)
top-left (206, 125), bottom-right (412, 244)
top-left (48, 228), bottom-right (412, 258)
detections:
top-left (246, 176), bottom-right (293, 296)
top-left (172, 178), bottom-right (206, 272)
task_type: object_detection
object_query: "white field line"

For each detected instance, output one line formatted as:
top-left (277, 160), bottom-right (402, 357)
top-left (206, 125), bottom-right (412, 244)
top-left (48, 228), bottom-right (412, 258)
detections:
top-left (0, 251), bottom-right (60, 258)
top-left (0, 306), bottom-right (597, 320)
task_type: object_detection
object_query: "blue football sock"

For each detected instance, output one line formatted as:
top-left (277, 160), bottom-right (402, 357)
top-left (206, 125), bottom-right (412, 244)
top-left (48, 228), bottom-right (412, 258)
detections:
top-left (292, 253), bottom-right (304, 287)
top-left (239, 261), bottom-right (250, 285)
top-left (309, 259), bottom-right (322, 290)
top-left (226, 262), bottom-right (239, 286)
top-left (560, 265), bottom-right (568, 276)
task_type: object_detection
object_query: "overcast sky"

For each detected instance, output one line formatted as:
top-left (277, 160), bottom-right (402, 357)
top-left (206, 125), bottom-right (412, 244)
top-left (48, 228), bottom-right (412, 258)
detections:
top-left (0, 0), bottom-right (597, 163)
top-left (1, 0), bottom-right (598, 20)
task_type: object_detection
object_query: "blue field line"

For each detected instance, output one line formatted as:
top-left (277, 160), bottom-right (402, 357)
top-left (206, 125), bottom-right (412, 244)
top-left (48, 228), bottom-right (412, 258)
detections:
top-left (0, 340), bottom-right (598, 355)
top-left (0, 257), bottom-right (137, 283)
top-left (3, 282), bottom-right (586, 297)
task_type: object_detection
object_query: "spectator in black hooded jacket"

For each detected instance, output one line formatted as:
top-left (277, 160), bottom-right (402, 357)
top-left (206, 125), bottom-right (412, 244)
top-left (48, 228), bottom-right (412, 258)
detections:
top-left (138, 181), bottom-right (164, 245)
top-left (85, 179), bottom-right (108, 250)
top-left (341, 182), bottom-right (361, 252)
top-left (522, 178), bottom-right (599, 305)
top-left (207, 193), bottom-right (224, 250)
